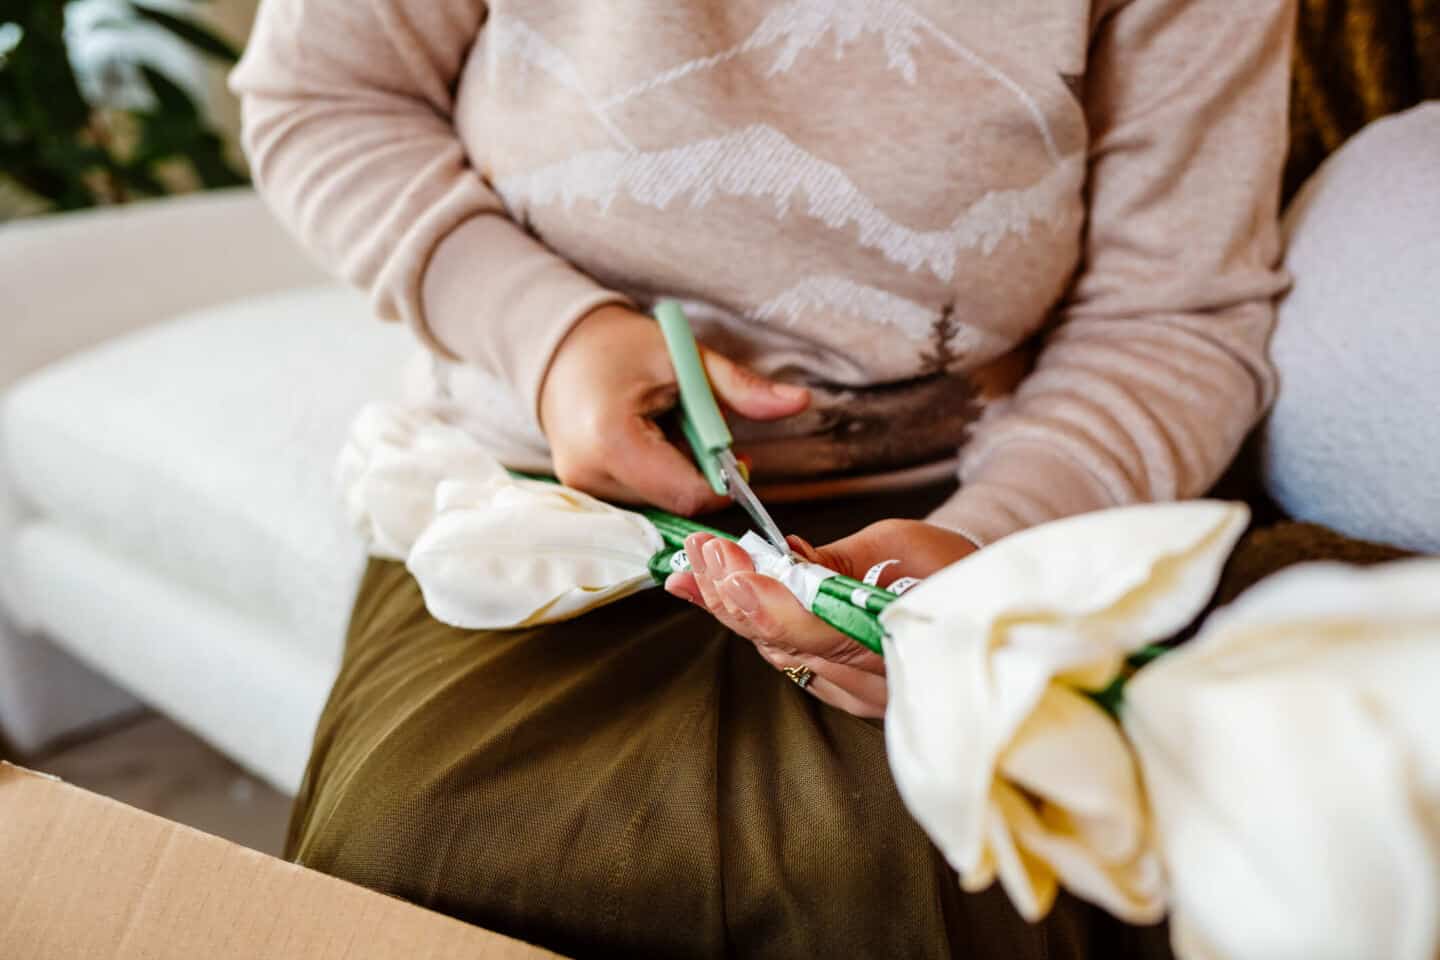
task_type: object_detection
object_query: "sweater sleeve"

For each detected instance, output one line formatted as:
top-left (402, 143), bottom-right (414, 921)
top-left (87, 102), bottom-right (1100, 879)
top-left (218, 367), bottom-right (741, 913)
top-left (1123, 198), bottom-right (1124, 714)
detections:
top-left (928, 0), bottom-right (1296, 546)
top-left (230, 0), bottom-right (628, 419)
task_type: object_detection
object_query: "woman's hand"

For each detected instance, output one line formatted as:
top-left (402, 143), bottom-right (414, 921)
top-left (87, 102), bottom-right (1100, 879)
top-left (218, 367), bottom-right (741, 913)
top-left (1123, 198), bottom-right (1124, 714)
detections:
top-left (666, 520), bottom-right (978, 717)
top-left (538, 305), bottom-right (810, 515)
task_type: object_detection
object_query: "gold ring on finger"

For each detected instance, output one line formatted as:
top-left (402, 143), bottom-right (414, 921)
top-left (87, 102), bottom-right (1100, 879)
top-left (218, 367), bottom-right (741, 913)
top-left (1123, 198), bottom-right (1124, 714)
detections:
top-left (782, 664), bottom-right (815, 690)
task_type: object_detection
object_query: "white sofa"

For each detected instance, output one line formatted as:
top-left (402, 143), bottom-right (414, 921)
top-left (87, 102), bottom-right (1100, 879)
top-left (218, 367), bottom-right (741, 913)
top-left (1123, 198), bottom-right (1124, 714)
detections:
top-left (1, 189), bottom-right (411, 791)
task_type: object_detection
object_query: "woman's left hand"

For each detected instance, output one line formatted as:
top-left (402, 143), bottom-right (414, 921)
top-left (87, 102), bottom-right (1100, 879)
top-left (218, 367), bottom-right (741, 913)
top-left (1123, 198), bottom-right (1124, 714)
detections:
top-left (665, 519), bottom-right (977, 718)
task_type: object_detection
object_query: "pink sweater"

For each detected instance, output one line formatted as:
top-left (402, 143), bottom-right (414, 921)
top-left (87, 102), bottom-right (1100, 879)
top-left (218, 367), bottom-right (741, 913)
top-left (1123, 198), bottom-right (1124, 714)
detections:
top-left (232, 0), bottom-right (1294, 545)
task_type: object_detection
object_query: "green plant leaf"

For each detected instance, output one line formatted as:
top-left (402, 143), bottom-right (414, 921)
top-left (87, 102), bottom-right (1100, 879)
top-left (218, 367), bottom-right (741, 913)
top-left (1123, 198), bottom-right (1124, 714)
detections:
top-left (1, 151), bottom-right (101, 209)
top-left (129, 90), bottom-right (248, 191)
top-left (117, 162), bottom-right (167, 196)
top-left (3, 4), bottom-right (91, 135)
top-left (128, 5), bottom-right (239, 63)
top-left (181, 131), bottom-right (246, 188)
top-left (131, 107), bottom-right (201, 164)
top-left (0, 1), bottom-right (251, 214)
top-left (138, 64), bottom-right (198, 119)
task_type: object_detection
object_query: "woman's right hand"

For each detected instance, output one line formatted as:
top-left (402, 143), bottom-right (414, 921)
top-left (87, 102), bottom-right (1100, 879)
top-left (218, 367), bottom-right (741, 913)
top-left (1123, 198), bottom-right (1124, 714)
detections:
top-left (538, 304), bottom-right (811, 515)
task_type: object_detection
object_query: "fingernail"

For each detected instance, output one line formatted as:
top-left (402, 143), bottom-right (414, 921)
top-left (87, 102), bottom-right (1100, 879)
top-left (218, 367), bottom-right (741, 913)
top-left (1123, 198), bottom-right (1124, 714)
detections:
top-left (704, 540), bottom-right (726, 574)
top-left (665, 576), bottom-right (700, 605)
top-left (771, 382), bottom-right (808, 401)
top-left (724, 576), bottom-right (759, 614)
top-left (687, 534), bottom-right (710, 573)
top-left (786, 535), bottom-right (816, 561)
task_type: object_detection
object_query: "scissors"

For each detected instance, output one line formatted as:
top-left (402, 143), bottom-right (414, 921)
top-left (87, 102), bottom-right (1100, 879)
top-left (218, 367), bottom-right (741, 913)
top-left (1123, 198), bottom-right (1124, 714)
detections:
top-left (655, 300), bottom-right (790, 556)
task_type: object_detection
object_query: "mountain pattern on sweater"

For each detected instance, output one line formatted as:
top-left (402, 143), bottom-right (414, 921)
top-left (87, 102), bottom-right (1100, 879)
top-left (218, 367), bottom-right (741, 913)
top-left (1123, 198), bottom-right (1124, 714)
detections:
top-left (234, 0), bottom-right (1294, 544)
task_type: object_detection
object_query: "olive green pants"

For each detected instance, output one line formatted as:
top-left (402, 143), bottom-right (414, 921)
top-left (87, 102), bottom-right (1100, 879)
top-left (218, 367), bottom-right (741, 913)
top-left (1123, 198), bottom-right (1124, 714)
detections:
top-left (287, 488), bottom-right (1407, 959)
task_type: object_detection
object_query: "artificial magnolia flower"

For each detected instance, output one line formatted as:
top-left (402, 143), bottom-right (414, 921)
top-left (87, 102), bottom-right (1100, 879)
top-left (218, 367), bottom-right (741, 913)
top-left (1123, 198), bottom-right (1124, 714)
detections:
top-left (336, 403), bottom-right (510, 560)
top-left (339, 403), bottom-right (662, 628)
top-left (407, 476), bottom-right (664, 629)
top-left (1124, 559), bottom-right (1440, 960)
top-left (879, 501), bottom-right (1250, 923)
top-left (339, 404), bottom-right (901, 634)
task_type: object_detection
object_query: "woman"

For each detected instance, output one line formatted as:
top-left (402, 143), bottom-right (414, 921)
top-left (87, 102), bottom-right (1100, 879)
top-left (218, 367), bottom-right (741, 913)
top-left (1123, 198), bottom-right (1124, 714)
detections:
top-left (232, 1), bottom-right (1294, 955)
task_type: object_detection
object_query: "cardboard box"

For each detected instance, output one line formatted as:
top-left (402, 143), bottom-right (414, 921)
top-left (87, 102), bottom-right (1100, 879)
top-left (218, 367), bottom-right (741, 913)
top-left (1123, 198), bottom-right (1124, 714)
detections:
top-left (0, 764), bottom-right (562, 959)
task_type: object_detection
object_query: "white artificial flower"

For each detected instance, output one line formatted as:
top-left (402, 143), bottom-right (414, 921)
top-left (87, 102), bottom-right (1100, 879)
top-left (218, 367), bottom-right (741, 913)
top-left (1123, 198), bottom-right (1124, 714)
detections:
top-left (1124, 559), bottom-right (1440, 960)
top-left (339, 403), bottom-right (663, 629)
top-left (336, 404), bottom-right (509, 561)
top-left (407, 476), bottom-right (663, 629)
top-left (879, 501), bottom-right (1250, 923)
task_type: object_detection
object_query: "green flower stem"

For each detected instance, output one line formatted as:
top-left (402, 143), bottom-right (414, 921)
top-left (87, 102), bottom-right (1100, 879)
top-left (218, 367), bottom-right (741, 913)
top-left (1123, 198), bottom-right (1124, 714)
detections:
top-left (641, 509), bottom-right (894, 654)
top-left (1127, 643), bottom-right (1170, 668)
top-left (511, 473), bottom-right (893, 650)
top-left (512, 473), bottom-right (1184, 669)
top-left (1086, 644), bottom-right (1170, 718)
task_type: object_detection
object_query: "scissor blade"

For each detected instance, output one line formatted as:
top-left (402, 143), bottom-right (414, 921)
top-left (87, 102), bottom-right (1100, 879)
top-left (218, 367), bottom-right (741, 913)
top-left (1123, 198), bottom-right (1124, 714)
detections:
top-left (716, 451), bottom-right (789, 555)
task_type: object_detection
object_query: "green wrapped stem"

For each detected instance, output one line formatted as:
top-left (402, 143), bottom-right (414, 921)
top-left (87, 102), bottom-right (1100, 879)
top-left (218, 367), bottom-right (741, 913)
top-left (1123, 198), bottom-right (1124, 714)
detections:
top-left (642, 502), bottom-right (1183, 687)
top-left (510, 473), bottom-right (895, 653)
top-left (1086, 643), bottom-right (1176, 717)
top-left (642, 508), bottom-right (895, 654)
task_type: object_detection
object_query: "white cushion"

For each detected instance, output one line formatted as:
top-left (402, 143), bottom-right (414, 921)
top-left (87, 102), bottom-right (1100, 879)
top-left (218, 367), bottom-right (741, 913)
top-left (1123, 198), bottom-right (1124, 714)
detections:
top-left (1264, 102), bottom-right (1440, 553)
top-left (2, 285), bottom-right (414, 664)
top-left (15, 521), bottom-right (331, 793)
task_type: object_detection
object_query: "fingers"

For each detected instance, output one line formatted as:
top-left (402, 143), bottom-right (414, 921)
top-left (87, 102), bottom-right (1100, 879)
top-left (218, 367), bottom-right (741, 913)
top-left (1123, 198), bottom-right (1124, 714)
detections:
top-left (683, 534), bottom-right (751, 616)
top-left (665, 534), bottom-right (889, 717)
top-left (678, 533), bottom-right (879, 668)
top-left (557, 415), bottom-right (729, 516)
top-left (540, 302), bottom-right (805, 512)
top-left (747, 643), bottom-right (888, 719)
top-left (665, 571), bottom-right (701, 605)
top-left (719, 572), bottom-right (840, 654)
top-left (666, 577), bottom-right (887, 717)
top-left (611, 416), bottom-right (730, 514)
top-left (809, 527), bottom-right (899, 581)
top-left (811, 519), bottom-right (979, 585)
top-left (806, 675), bottom-right (887, 718)
top-left (786, 534), bottom-right (821, 563)
top-left (702, 350), bottom-right (810, 422)
top-left (708, 570), bottom-right (886, 713)
top-left (729, 573), bottom-right (885, 670)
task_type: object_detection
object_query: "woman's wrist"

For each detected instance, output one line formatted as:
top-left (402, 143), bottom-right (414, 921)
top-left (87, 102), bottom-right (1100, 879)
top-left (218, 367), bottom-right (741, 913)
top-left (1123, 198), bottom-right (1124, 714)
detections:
top-left (418, 216), bottom-right (634, 422)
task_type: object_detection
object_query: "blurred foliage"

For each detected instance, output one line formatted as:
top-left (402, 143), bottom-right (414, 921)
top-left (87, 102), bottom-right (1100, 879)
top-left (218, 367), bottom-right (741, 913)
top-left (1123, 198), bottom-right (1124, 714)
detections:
top-left (0, 0), bottom-right (246, 213)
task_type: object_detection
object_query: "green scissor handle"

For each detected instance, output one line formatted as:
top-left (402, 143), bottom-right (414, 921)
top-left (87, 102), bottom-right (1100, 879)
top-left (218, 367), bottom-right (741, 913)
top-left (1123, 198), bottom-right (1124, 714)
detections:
top-left (656, 300), bottom-right (733, 495)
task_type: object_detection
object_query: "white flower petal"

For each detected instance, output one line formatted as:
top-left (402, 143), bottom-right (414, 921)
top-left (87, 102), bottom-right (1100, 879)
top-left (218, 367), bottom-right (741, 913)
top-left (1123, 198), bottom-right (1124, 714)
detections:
top-left (880, 501), bottom-right (1245, 924)
top-left (337, 404), bottom-right (509, 559)
top-left (339, 404), bottom-right (664, 628)
top-left (998, 687), bottom-right (1165, 923)
top-left (407, 479), bottom-right (663, 629)
top-left (882, 616), bottom-right (1124, 876)
top-left (983, 787), bottom-right (1058, 920)
top-left (1002, 687), bottom-right (1144, 863)
top-left (1126, 559), bottom-right (1440, 960)
top-left (887, 500), bottom-right (1249, 662)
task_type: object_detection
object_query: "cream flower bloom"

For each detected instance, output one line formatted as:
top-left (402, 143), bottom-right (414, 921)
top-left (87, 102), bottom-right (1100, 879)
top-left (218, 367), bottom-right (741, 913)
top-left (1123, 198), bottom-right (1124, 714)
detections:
top-left (879, 501), bottom-right (1250, 923)
top-left (336, 404), bottom-right (509, 560)
top-left (338, 404), bottom-right (663, 628)
top-left (407, 476), bottom-right (663, 628)
top-left (1124, 559), bottom-right (1440, 960)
